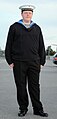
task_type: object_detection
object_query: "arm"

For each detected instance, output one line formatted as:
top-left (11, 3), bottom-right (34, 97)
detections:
top-left (39, 29), bottom-right (46, 66)
top-left (5, 25), bottom-right (14, 66)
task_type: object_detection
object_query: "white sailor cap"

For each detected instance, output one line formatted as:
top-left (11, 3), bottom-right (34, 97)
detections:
top-left (19, 5), bottom-right (35, 12)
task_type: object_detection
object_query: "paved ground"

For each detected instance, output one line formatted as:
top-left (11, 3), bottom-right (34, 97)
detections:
top-left (0, 57), bottom-right (57, 119)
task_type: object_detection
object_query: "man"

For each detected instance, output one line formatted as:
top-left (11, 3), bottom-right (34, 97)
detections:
top-left (5, 5), bottom-right (48, 117)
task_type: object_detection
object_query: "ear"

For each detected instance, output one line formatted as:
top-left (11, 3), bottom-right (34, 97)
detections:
top-left (30, 11), bottom-right (33, 16)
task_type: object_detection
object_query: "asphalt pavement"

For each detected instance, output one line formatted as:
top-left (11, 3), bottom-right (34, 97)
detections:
top-left (0, 57), bottom-right (57, 119)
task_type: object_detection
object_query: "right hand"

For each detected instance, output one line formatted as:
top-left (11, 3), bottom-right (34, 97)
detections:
top-left (9, 63), bottom-right (14, 68)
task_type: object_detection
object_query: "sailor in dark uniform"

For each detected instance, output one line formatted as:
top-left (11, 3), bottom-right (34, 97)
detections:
top-left (5, 5), bottom-right (48, 117)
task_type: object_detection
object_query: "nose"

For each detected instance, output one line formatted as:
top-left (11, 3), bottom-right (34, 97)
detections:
top-left (27, 13), bottom-right (30, 16)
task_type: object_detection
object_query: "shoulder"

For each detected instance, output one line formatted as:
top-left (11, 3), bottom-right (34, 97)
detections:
top-left (10, 22), bottom-right (19, 28)
top-left (8, 22), bottom-right (21, 32)
top-left (34, 23), bottom-right (41, 29)
top-left (34, 23), bottom-right (41, 31)
top-left (33, 23), bottom-right (42, 35)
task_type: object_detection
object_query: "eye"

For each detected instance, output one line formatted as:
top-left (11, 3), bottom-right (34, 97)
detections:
top-left (29, 13), bottom-right (31, 14)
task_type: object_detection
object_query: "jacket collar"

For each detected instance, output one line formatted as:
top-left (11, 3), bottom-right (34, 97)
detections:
top-left (18, 19), bottom-right (35, 28)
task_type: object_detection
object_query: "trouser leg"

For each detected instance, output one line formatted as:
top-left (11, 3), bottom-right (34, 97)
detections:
top-left (28, 61), bottom-right (43, 111)
top-left (13, 61), bottom-right (29, 110)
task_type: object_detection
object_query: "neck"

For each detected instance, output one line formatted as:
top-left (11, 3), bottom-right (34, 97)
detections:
top-left (23, 20), bottom-right (31, 24)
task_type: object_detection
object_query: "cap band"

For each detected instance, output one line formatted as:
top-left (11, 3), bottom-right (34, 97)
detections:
top-left (21, 8), bottom-right (33, 12)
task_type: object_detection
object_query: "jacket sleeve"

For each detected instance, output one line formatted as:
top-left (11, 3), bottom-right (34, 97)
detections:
top-left (5, 25), bottom-right (14, 65)
top-left (39, 28), bottom-right (46, 66)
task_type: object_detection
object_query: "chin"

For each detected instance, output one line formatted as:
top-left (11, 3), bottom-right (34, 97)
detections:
top-left (26, 19), bottom-right (31, 21)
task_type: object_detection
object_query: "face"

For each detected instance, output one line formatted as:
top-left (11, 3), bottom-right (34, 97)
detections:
top-left (21, 11), bottom-right (33, 23)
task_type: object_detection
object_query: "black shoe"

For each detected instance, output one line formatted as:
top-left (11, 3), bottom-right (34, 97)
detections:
top-left (18, 109), bottom-right (28, 117)
top-left (34, 110), bottom-right (48, 117)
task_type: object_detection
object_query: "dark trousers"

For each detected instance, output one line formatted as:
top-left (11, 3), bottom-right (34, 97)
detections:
top-left (13, 61), bottom-right (43, 111)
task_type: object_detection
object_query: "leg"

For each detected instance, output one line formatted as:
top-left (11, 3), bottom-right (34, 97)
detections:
top-left (28, 61), bottom-right (48, 117)
top-left (13, 61), bottom-right (29, 111)
top-left (28, 61), bottom-right (43, 111)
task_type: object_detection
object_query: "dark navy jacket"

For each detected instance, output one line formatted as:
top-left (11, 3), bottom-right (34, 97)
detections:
top-left (5, 22), bottom-right (46, 65)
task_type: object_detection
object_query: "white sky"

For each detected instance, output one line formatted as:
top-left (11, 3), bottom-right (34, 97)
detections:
top-left (0, 0), bottom-right (57, 51)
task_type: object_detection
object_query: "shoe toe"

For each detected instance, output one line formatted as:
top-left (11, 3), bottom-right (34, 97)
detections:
top-left (18, 109), bottom-right (28, 117)
top-left (34, 110), bottom-right (48, 117)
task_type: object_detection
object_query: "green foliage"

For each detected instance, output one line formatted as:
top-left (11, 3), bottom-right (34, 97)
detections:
top-left (0, 49), bottom-right (5, 57)
top-left (46, 46), bottom-right (56, 56)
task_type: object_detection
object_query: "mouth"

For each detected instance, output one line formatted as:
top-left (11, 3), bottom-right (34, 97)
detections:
top-left (26, 17), bottom-right (30, 18)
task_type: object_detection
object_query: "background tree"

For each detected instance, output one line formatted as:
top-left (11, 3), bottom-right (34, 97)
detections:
top-left (46, 46), bottom-right (56, 56)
